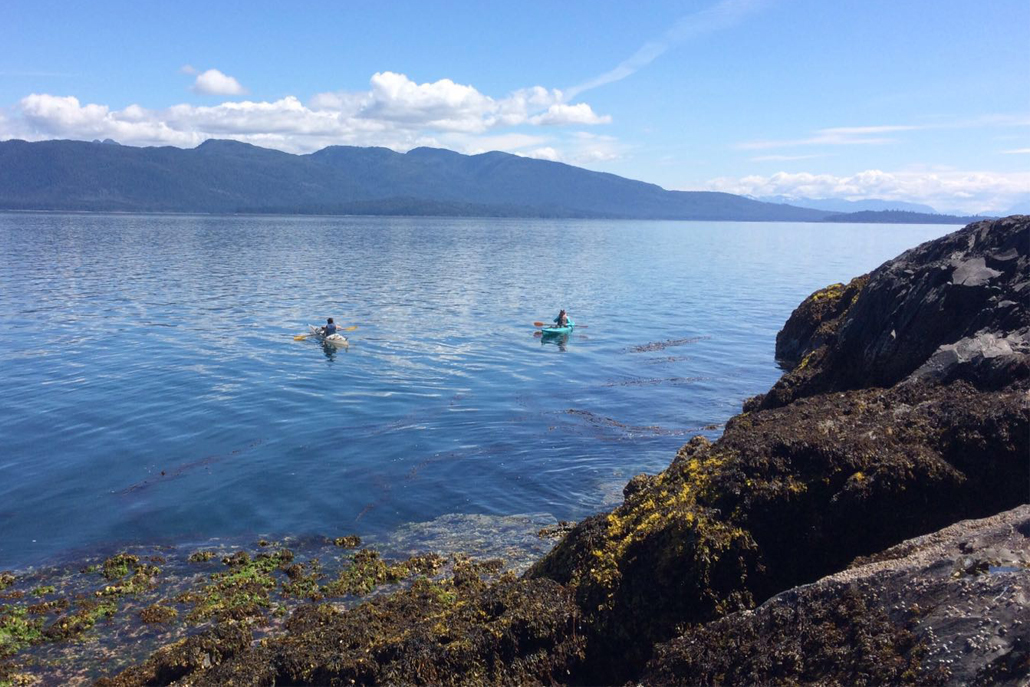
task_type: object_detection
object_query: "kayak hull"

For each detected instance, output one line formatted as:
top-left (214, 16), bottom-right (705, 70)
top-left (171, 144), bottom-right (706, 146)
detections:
top-left (309, 325), bottom-right (348, 346)
top-left (541, 319), bottom-right (574, 336)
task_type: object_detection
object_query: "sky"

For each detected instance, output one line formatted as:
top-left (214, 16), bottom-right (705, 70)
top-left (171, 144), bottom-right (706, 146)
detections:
top-left (1, 0), bottom-right (1027, 214)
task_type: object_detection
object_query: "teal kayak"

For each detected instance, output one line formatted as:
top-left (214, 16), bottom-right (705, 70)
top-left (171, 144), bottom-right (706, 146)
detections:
top-left (541, 319), bottom-right (574, 336)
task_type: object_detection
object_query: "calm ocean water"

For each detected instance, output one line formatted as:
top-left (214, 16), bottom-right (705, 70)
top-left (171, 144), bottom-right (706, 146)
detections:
top-left (0, 213), bottom-right (953, 568)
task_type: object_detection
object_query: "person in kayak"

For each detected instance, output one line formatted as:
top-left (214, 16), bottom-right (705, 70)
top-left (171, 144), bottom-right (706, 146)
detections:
top-left (553, 310), bottom-right (570, 328)
top-left (321, 318), bottom-right (338, 336)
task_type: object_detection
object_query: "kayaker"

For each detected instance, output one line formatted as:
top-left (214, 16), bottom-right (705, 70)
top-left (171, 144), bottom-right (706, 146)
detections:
top-left (554, 310), bottom-right (569, 328)
top-left (321, 318), bottom-right (338, 336)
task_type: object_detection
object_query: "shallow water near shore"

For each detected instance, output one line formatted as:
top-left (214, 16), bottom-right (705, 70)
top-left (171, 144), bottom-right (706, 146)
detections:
top-left (0, 213), bottom-right (954, 569)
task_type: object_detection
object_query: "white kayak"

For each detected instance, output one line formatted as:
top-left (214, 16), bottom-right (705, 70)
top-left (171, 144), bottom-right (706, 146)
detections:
top-left (309, 325), bottom-right (348, 346)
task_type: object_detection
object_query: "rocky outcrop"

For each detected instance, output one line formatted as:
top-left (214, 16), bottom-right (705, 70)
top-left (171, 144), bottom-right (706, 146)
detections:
top-left (774, 275), bottom-right (867, 368)
top-left (642, 505), bottom-right (1030, 686)
top-left (531, 216), bottom-right (1030, 682)
top-left (530, 380), bottom-right (1028, 681)
top-left (757, 215), bottom-right (1029, 410)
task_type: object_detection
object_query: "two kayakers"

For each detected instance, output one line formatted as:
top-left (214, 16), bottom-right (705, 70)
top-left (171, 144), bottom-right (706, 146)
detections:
top-left (554, 309), bottom-right (570, 328)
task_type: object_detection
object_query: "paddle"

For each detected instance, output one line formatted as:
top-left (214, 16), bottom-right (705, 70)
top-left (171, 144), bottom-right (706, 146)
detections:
top-left (294, 325), bottom-right (358, 341)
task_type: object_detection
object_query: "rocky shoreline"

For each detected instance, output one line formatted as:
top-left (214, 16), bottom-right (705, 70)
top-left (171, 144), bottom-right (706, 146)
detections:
top-left (2, 216), bottom-right (1028, 685)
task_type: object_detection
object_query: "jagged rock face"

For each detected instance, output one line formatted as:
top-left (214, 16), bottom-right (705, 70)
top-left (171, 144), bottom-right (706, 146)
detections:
top-left (531, 217), bottom-right (1030, 683)
top-left (774, 276), bottom-right (868, 368)
top-left (642, 506), bottom-right (1030, 686)
top-left (761, 216), bottom-right (1029, 410)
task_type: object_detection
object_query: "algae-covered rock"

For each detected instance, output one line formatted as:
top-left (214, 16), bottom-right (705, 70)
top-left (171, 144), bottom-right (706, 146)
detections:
top-left (642, 505), bottom-right (1030, 686)
top-left (532, 380), bottom-right (1028, 681)
top-left (94, 623), bottom-right (255, 687)
top-left (138, 604), bottom-right (177, 624)
top-left (332, 535), bottom-right (362, 548)
top-left (187, 550), bottom-right (217, 563)
top-left (774, 275), bottom-right (867, 368)
top-left (101, 572), bottom-right (584, 686)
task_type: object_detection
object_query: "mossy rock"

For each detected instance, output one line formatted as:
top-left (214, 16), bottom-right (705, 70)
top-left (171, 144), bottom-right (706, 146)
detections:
top-left (532, 379), bottom-right (1029, 682)
top-left (138, 604), bottom-right (178, 624)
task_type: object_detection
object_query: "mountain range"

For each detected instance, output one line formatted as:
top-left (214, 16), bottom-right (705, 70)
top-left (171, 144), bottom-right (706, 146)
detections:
top-left (754, 195), bottom-right (938, 214)
top-left (0, 139), bottom-right (988, 223)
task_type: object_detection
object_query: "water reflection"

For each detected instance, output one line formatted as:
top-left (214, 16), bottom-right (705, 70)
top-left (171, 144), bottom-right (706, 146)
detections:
top-left (540, 331), bottom-right (569, 351)
top-left (321, 339), bottom-right (350, 361)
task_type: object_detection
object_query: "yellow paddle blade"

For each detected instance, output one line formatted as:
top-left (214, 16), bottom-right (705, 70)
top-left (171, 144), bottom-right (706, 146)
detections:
top-left (343, 325), bottom-right (359, 331)
top-left (293, 334), bottom-right (309, 341)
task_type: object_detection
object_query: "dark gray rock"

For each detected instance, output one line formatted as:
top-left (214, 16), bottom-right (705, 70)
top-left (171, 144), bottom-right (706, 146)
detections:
top-left (906, 327), bottom-right (1030, 387)
top-left (762, 216), bottom-right (1029, 409)
top-left (642, 505), bottom-right (1030, 686)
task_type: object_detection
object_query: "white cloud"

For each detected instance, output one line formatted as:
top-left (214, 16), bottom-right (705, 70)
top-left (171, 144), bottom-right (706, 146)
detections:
top-left (530, 103), bottom-right (611, 126)
top-left (308, 73), bottom-right (603, 134)
top-left (454, 133), bottom-right (551, 155)
top-left (522, 147), bottom-right (562, 162)
top-left (192, 69), bottom-right (247, 96)
top-left (750, 153), bottom-right (825, 162)
top-left (703, 169), bottom-right (1030, 214)
top-left (179, 64), bottom-right (197, 75)
top-left (740, 116), bottom-right (1030, 152)
top-left (566, 0), bottom-right (767, 99)
top-left (738, 125), bottom-right (919, 150)
top-left (1, 72), bottom-right (613, 156)
top-left (1001, 147), bottom-right (1030, 154)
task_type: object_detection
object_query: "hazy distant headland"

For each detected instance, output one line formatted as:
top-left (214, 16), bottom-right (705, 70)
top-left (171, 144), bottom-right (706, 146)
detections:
top-left (0, 139), bottom-right (987, 224)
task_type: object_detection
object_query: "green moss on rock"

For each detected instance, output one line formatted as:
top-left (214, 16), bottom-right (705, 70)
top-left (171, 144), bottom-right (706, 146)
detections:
top-left (187, 550), bottom-right (217, 563)
top-left (0, 606), bottom-right (43, 658)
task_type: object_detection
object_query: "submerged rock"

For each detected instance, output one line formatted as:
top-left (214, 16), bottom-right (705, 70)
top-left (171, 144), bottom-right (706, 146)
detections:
top-left (99, 570), bottom-right (585, 686)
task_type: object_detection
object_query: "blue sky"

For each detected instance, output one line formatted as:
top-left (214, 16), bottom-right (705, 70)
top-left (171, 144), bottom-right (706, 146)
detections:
top-left (1, 0), bottom-right (1027, 212)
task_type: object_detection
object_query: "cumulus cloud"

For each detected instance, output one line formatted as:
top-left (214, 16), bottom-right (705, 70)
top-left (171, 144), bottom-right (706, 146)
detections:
top-left (0, 72), bottom-right (613, 158)
top-left (308, 73), bottom-right (596, 133)
top-left (704, 169), bottom-right (1030, 214)
top-left (522, 147), bottom-right (562, 162)
top-left (530, 103), bottom-right (611, 126)
top-left (192, 69), bottom-right (247, 96)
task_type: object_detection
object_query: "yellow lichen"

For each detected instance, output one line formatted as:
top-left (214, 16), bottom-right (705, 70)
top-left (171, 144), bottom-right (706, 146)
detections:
top-left (579, 447), bottom-right (752, 609)
top-left (809, 283), bottom-right (846, 303)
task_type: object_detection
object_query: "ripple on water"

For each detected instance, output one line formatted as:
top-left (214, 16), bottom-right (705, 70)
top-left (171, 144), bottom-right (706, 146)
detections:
top-left (0, 213), bottom-right (957, 568)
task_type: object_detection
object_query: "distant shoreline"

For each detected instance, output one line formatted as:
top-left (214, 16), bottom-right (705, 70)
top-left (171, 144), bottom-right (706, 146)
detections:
top-left (0, 207), bottom-right (988, 225)
top-left (0, 138), bottom-right (993, 225)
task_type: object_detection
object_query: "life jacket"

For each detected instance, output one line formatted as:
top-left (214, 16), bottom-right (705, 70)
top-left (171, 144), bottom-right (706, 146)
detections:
top-left (324, 323), bottom-right (337, 335)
